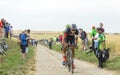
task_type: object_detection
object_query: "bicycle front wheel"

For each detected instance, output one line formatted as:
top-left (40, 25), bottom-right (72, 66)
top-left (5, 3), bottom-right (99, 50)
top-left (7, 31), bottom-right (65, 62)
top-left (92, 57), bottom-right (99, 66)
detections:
top-left (67, 50), bottom-right (71, 72)
top-left (70, 50), bottom-right (74, 74)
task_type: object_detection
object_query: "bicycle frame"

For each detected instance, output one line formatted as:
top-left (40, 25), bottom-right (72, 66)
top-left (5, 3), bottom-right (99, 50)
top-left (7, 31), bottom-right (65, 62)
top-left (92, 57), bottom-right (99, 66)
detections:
top-left (65, 44), bottom-right (74, 74)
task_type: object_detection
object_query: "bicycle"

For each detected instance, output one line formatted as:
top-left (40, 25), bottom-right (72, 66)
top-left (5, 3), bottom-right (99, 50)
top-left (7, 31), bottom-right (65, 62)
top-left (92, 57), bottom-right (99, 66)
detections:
top-left (65, 43), bottom-right (75, 74)
top-left (0, 43), bottom-right (6, 55)
top-left (1, 41), bottom-right (9, 51)
top-left (0, 38), bottom-right (9, 55)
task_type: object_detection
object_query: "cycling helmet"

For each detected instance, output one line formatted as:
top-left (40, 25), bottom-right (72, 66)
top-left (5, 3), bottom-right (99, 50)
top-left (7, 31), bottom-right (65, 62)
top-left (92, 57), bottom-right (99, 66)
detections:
top-left (66, 24), bottom-right (70, 28)
top-left (79, 28), bottom-right (83, 30)
top-left (70, 24), bottom-right (77, 29)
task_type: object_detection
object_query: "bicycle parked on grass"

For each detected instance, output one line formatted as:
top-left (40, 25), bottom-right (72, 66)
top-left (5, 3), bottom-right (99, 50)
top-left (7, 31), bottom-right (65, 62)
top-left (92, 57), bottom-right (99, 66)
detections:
top-left (0, 39), bottom-right (9, 55)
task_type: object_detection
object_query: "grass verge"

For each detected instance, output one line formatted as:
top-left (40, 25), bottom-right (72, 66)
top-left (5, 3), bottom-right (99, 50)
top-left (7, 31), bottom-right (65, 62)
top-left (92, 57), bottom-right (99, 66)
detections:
top-left (0, 39), bottom-right (35, 75)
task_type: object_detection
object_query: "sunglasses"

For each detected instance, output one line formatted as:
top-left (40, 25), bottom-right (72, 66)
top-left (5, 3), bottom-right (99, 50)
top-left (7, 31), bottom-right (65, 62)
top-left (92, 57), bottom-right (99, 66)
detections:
top-left (71, 29), bottom-right (76, 31)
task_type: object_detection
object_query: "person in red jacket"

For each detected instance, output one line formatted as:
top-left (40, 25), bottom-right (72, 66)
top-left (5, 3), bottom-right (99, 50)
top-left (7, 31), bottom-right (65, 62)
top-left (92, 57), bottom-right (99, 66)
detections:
top-left (0, 19), bottom-right (3, 38)
top-left (59, 35), bottom-right (63, 44)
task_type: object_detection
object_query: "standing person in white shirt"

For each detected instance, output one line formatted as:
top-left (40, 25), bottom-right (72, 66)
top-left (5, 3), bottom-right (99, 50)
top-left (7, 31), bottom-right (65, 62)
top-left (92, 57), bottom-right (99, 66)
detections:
top-left (94, 27), bottom-right (99, 49)
top-left (9, 26), bottom-right (13, 39)
top-left (25, 29), bottom-right (31, 54)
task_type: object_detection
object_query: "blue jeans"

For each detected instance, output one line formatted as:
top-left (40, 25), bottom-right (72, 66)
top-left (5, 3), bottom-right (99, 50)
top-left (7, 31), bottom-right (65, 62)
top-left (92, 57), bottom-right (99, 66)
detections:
top-left (94, 42), bottom-right (98, 49)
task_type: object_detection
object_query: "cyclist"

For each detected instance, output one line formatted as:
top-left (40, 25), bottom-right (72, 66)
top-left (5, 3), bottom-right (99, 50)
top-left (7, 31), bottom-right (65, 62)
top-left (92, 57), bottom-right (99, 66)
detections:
top-left (62, 24), bottom-right (79, 69)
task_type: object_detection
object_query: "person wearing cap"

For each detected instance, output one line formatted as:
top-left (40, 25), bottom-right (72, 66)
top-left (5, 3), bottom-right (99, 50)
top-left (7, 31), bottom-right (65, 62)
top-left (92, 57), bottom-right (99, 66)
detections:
top-left (61, 24), bottom-right (79, 69)
top-left (94, 27), bottom-right (105, 50)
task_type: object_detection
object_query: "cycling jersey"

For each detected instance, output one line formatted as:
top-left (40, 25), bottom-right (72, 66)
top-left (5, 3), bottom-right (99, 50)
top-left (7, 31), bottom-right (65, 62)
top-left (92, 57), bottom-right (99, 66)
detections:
top-left (64, 28), bottom-right (79, 44)
top-left (0, 20), bottom-right (2, 28)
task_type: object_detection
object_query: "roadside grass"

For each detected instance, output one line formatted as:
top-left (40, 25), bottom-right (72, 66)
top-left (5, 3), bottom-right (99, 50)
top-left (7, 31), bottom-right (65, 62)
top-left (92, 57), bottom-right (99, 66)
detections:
top-left (105, 55), bottom-right (120, 71)
top-left (0, 39), bottom-right (35, 75)
top-left (52, 43), bottom-right (120, 72)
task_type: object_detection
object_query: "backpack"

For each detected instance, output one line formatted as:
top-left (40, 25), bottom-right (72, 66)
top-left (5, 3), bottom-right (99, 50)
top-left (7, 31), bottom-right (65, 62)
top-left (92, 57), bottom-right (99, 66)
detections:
top-left (80, 31), bottom-right (86, 40)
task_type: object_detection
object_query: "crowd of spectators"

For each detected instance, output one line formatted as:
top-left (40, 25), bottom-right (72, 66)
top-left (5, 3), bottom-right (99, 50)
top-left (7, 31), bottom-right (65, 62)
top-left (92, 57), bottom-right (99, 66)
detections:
top-left (0, 18), bottom-right (13, 39)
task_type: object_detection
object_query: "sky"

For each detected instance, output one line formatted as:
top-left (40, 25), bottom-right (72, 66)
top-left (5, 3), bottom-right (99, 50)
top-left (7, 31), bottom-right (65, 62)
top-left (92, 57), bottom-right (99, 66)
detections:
top-left (0, 0), bottom-right (120, 33)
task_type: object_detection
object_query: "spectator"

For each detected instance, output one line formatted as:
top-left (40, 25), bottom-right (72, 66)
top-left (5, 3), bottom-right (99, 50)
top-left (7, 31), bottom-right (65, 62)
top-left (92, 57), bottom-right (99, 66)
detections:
top-left (48, 38), bottom-right (53, 49)
top-left (5, 22), bottom-right (10, 39)
top-left (18, 31), bottom-right (24, 51)
top-left (20, 31), bottom-right (27, 59)
top-left (25, 29), bottom-right (31, 54)
top-left (59, 35), bottom-right (63, 44)
top-left (9, 26), bottom-right (13, 39)
top-left (93, 27), bottom-right (106, 50)
top-left (90, 26), bottom-right (97, 50)
top-left (0, 19), bottom-right (3, 38)
top-left (1, 19), bottom-right (6, 37)
top-left (31, 39), bottom-right (35, 46)
top-left (85, 36), bottom-right (89, 50)
top-left (31, 38), bottom-right (38, 46)
top-left (56, 37), bottom-right (59, 42)
top-left (53, 36), bottom-right (57, 44)
top-left (99, 22), bottom-right (106, 49)
top-left (99, 22), bottom-right (104, 33)
top-left (35, 40), bottom-right (38, 46)
top-left (79, 28), bottom-right (88, 50)
top-left (93, 27), bottom-right (100, 49)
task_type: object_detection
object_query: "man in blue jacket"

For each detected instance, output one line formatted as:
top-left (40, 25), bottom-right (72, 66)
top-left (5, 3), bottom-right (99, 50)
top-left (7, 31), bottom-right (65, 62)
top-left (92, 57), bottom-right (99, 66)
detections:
top-left (20, 31), bottom-right (27, 59)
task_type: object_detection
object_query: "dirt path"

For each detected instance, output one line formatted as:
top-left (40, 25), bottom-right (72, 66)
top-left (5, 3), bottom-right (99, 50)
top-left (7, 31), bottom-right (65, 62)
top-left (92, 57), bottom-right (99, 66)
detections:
top-left (35, 45), bottom-right (116, 75)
